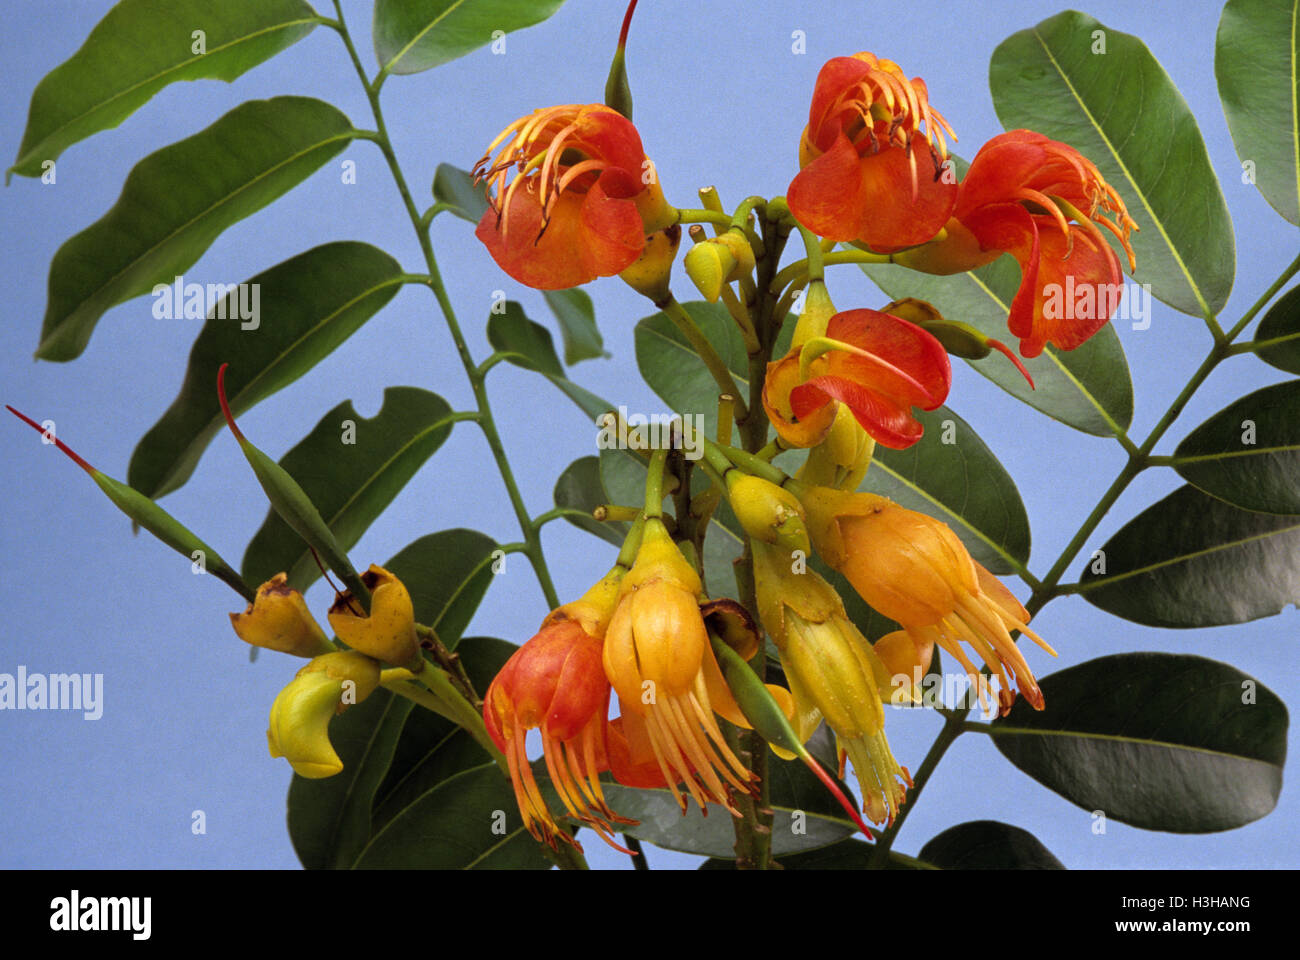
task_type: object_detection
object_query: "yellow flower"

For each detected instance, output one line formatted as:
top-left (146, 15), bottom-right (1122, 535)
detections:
top-left (601, 518), bottom-right (756, 813)
top-left (327, 565), bottom-right (420, 669)
top-left (794, 483), bottom-right (1055, 715)
top-left (229, 573), bottom-right (334, 658)
top-left (267, 651), bottom-right (381, 779)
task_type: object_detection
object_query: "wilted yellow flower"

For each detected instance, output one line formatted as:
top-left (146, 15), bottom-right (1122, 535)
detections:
top-left (267, 651), bottom-right (381, 779)
top-left (229, 573), bottom-right (334, 658)
top-left (327, 565), bottom-right (420, 669)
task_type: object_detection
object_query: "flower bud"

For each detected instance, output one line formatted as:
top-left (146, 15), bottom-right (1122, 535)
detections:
top-left (327, 565), bottom-right (420, 669)
top-left (683, 229), bottom-right (755, 301)
top-left (267, 651), bottom-right (381, 779)
top-left (726, 473), bottom-right (810, 554)
top-left (796, 404), bottom-right (876, 491)
top-left (230, 573), bottom-right (334, 658)
top-left (619, 223), bottom-right (681, 302)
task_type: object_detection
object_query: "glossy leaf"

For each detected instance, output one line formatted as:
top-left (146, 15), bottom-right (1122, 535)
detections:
top-left (432, 162), bottom-right (489, 223)
top-left (918, 820), bottom-right (1065, 869)
top-left (355, 764), bottom-right (551, 868)
top-left (862, 259), bottom-right (1134, 437)
top-left (129, 242), bottom-right (405, 500)
top-left (544, 288), bottom-right (606, 365)
top-left (486, 301), bottom-right (609, 421)
top-left (384, 530), bottom-right (499, 648)
top-left (287, 688), bottom-right (414, 870)
top-left (242, 387), bottom-right (457, 591)
top-left (1078, 484), bottom-right (1300, 628)
top-left (1173, 380), bottom-right (1300, 514)
top-left (987, 653), bottom-right (1287, 832)
top-left (864, 405), bottom-right (1031, 575)
top-left (8, 0), bottom-right (320, 180)
top-left (1216, 0), bottom-right (1300, 225)
top-left (701, 839), bottom-right (934, 869)
top-left (553, 456), bottom-right (626, 547)
top-left (605, 752), bottom-right (860, 858)
top-left (373, 0), bottom-right (566, 75)
top-left (990, 10), bottom-right (1235, 317)
top-left (1252, 285), bottom-right (1300, 375)
top-left (38, 97), bottom-right (357, 362)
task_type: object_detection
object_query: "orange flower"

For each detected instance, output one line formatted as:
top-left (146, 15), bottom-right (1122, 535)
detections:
top-left (787, 53), bottom-right (956, 251)
top-left (895, 130), bottom-right (1137, 358)
top-left (763, 307), bottom-right (951, 450)
top-left (483, 576), bottom-right (633, 853)
top-left (795, 484), bottom-right (1056, 716)
top-left (474, 104), bottom-right (674, 289)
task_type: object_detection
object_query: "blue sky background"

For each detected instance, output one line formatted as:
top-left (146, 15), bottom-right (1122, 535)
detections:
top-left (1, 0), bottom-right (1295, 870)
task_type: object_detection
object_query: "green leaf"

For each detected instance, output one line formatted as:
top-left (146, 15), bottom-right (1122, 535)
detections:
top-left (242, 387), bottom-right (457, 591)
top-left (986, 653), bottom-right (1287, 832)
top-left (605, 752), bottom-right (861, 858)
top-left (128, 242), bottom-right (405, 500)
top-left (701, 839), bottom-right (935, 869)
top-left (8, 0), bottom-right (321, 181)
top-left (1173, 380), bottom-right (1300, 515)
top-left (862, 260), bottom-right (1134, 437)
top-left (384, 530), bottom-right (499, 648)
top-left (1077, 484), bottom-right (1300, 628)
top-left (864, 405), bottom-right (1031, 576)
top-left (37, 97), bottom-right (357, 362)
top-left (1252, 285), bottom-right (1300, 375)
top-left (553, 456), bottom-right (626, 547)
top-left (431, 163), bottom-right (488, 223)
top-left (486, 301), bottom-right (609, 421)
top-left (356, 764), bottom-right (551, 868)
top-left (373, 637), bottom-right (517, 834)
top-left (287, 688), bottom-right (414, 870)
top-left (544, 288), bottom-right (606, 365)
top-left (989, 10), bottom-right (1234, 318)
top-left (1216, 0), bottom-right (1300, 225)
top-left (373, 0), bottom-right (567, 76)
top-left (918, 820), bottom-right (1065, 869)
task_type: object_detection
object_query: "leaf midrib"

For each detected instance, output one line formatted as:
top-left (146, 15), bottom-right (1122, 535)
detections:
top-left (988, 723), bottom-right (1282, 767)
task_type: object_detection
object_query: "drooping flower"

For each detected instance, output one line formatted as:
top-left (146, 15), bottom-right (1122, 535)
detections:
top-left (267, 651), bottom-right (381, 778)
top-left (763, 306), bottom-right (951, 450)
top-left (787, 53), bottom-right (957, 251)
top-left (483, 573), bottom-right (634, 853)
top-left (793, 483), bottom-right (1055, 716)
top-left (601, 518), bottom-right (757, 813)
top-left (327, 565), bottom-right (421, 670)
top-left (751, 539), bottom-right (911, 825)
top-left (893, 130), bottom-right (1138, 358)
top-left (230, 573), bottom-right (335, 658)
top-left (473, 104), bottom-right (676, 289)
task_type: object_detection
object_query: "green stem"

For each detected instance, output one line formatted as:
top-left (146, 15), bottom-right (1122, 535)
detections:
top-left (769, 248), bottom-right (892, 295)
top-left (658, 295), bottom-right (749, 420)
top-left (330, 3), bottom-right (560, 613)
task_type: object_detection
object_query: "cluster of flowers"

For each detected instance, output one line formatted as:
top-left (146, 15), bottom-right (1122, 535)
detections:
top-left (466, 49), bottom-right (1136, 851)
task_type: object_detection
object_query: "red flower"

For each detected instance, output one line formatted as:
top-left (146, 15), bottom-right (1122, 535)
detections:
top-left (483, 616), bottom-right (632, 853)
top-left (473, 104), bottom-right (673, 289)
top-left (787, 53), bottom-right (957, 251)
top-left (897, 130), bottom-right (1138, 358)
top-left (763, 308), bottom-right (952, 450)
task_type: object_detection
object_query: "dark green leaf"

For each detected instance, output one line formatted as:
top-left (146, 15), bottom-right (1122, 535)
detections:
top-left (1173, 380), bottom-right (1300, 514)
top-left (990, 10), bottom-right (1234, 317)
top-left (862, 259), bottom-right (1134, 437)
top-left (865, 405), bottom-right (1031, 575)
top-left (1216, 0), bottom-right (1300, 225)
top-left (38, 97), bottom-right (357, 362)
top-left (1078, 484), bottom-right (1300, 627)
top-left (373, 636), bottom-right (517, 833)
top-left (355, 764), bottom-right (551, 868)
top-left (987, 653), bottom-right (1287, 832)
top-left (918, 820), bottom-right (1065, 869)
top-left (8, 0), bottom-right (320, 180)
top-left (242, 387), bottom-right (457, 591)
top-left (431, 163), bottom-right (488, 223)
top-left (373, 0), bottom-right (566, 76)
top-left (128, 242), bottom-right (405, 500)
top-left (288, 688), bottom-right (414, 870)
top-left (486, 301), bottom-right (610, 421)
top-left (553, 456), bottom-right (626, 547)
top-left (1252, 285), bottom-right (1300, 375)
top-left (384, 529), bottom-right (499, 648)
top-left (605, 751), bottom-right (861, 858)
top-left (544, 288), bottom-right (606, 365)
top-left (701, 839), bottom-right (935, 869)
